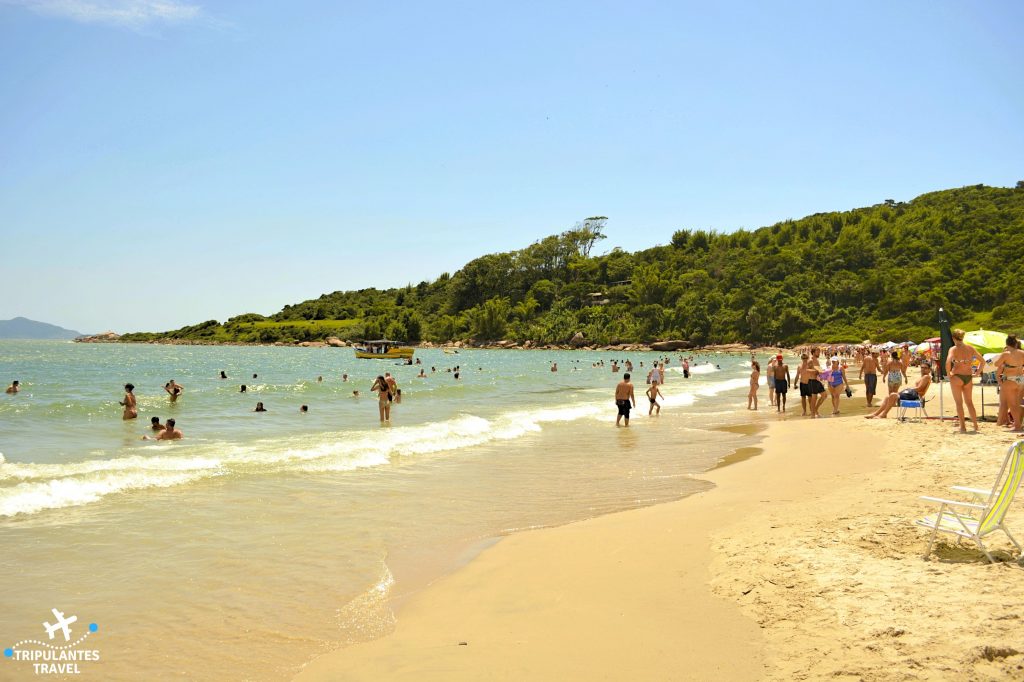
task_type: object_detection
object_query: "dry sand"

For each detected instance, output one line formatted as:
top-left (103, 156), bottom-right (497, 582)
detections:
top-left (294, 379), bottom-right (1024, 681)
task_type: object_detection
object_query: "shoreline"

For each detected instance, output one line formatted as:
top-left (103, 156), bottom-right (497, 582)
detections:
top-left (291, 416), bottom-right (873, 681)
top-left (293, 399), bottom-right (1024, 680)
top-left (68, 335), bottom-right (773, 354)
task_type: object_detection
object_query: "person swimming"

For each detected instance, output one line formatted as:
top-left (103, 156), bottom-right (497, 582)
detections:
top-left (254, 402), bottom-right (267, 412)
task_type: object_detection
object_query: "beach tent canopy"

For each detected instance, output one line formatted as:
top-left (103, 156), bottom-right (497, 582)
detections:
top-left (963, 329), bottom-right (1008, 354)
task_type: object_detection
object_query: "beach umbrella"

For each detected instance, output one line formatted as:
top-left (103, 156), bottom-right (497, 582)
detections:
top-left (963, 329), bottom-right (1008, 354)
top-left (938, 308), bottom-right (953, 381)
top-left (937, 308), bottom-right (954, 421)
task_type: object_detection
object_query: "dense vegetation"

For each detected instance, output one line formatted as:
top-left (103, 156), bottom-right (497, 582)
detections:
top-left (121, 184), bottom-right (1024, 346)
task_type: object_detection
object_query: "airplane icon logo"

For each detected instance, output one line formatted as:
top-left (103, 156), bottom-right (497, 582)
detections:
top-left (42, 609), bottom-right (77, 642)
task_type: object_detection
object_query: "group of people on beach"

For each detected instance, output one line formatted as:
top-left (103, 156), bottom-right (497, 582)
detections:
top-left (748, 350), bottom-right (851, 417)
top-left (611, 355), bottom-right (711, 426)
top-left (744, 328), bottom-right (1024, 433)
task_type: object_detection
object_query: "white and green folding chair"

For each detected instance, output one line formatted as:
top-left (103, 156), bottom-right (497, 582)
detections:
top-left (915, 440), bottom-right (1024, 563)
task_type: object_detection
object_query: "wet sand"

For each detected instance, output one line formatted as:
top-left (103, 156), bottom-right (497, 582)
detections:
top-left (294, 376), bottom-right (1024, 680)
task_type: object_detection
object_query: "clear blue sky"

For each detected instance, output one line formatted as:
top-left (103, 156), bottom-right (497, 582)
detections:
top-left (2, 0), bottom-right (1021, 333)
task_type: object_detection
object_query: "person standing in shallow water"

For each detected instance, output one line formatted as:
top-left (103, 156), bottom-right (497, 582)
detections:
top-left (748, 361), bottom-right (760, 410)
top-left (120, 383), bottom-right (137, 420)
top-left (771, 355), bottom-right (791, 413)
top-left (371, 375), bottom-right (392, 423)
top-left (6, 380), bottom-right (19, 394)
top-left (615, 373), bottom-right (636, 427)
top-left (647, 379), bottom-right (664, 415)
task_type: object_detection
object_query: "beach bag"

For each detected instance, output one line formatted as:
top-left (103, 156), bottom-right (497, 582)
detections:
top-left (898, 388), bottom-right (920, 401)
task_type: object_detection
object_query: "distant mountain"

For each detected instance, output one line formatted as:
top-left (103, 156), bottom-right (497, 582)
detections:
top-left (0, 317), bottom-right (83, 340)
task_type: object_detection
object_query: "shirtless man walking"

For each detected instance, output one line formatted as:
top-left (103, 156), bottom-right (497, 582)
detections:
top-left (805, 348), bottom-right (827, 418)
top-left (771, 355), bottom-right (792, 413)
top-left (796, 353), bottom-right (811, 415)
top-left (859, 350), bottom-right (880, 407)
top-left (615, 373), bottom-right (636, 427)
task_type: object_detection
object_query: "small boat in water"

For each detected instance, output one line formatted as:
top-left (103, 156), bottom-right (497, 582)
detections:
top-left (354, 339), bottom-right (415, 360)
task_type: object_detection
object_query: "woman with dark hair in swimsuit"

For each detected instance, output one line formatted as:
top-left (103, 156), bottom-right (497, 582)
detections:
top-left (371, 375), bottom-right (392, 423)
top-left (945, 328), bottom-right (985, 433)
top-left (994, 334), bottom-right (1024, 432)
top-left (120, 383), bottom-right (137, 420)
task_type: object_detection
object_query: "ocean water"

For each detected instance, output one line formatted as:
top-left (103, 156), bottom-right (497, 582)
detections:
top-left (0, 341), bottom-right (758, 680)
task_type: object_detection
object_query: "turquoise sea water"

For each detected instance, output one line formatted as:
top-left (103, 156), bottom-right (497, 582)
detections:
top-left (0, 341), bottom-right (758, 680)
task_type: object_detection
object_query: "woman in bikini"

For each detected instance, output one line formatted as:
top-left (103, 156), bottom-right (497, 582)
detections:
top-left (994, 335), bottom-right (1024, 432)
top-left (371, 375), bottom-right (392, 423)
top-left (120, 383), bottom-right (137, 420)
top-left (747, 361), bottom-right (760, 410)
top-left (945, 328), bottom-right (985, 433)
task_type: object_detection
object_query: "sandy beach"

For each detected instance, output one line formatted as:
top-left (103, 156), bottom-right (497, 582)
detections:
top-left (295, 378), bottom-right (1024, 681)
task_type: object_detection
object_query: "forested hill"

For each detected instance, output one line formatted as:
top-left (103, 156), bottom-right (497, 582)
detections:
top-left (122, 184), bottom-right (1024, 346)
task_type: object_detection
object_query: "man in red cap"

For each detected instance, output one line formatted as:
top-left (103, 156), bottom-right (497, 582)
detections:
top-left (771, 354), bottom-right (792, 412)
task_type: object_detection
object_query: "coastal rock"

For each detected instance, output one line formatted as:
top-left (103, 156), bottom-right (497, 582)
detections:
top-left (325, 337), bottom-right (346, 347)
top-left (702, 343), bottom-right (751, 352)
top-left (523, 340), bottom-right (534, 349)
top-left (569, 332), bottom-right (587, 348)
top-left (650, 339), bottom-right (694, 352)
top-left (74, 331), bottom-right (121, 343)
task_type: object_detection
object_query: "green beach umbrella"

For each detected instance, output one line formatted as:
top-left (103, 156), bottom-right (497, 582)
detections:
top-left (963, 329), bottom-right (1008, 354)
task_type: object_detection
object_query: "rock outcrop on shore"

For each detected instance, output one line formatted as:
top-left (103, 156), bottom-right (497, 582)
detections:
top-left (74, 331), bottom-right (121, 343)
top-left (649, 339), bottom-right (694, 351)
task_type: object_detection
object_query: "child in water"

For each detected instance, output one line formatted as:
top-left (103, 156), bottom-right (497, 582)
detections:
top-left (646, 379), bottom-right (664, 416)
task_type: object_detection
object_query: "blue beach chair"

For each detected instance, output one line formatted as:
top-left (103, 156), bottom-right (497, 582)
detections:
top-left (897, 398), bottom-right (926, 422)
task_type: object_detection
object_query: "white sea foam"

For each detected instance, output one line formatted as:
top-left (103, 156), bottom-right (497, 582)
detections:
top-left (0, 470), bottom-right (216, 518)
top-left (694, 377), bottom-right (752, 397)
top-left (681, 363), bottom-right (720, 375)
top-left (0, 379), bottom-right (742, 517)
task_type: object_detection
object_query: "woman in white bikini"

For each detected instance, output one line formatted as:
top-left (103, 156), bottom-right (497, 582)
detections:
top-left (994, 335), bottom-right (1024, 432)
top-left (945, 328), bottom-right (985, 433)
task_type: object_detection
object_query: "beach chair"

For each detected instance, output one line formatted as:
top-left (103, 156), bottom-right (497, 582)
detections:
top-left (915, 440), bottom-right (1024, 563)
top-left (897, 398), bottom-right (927, 422)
